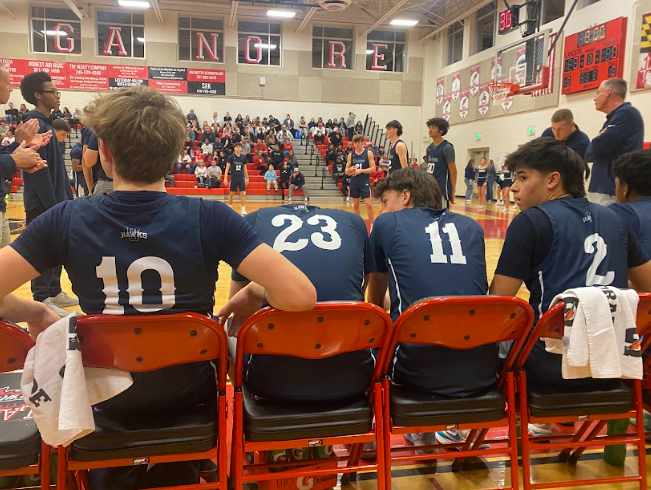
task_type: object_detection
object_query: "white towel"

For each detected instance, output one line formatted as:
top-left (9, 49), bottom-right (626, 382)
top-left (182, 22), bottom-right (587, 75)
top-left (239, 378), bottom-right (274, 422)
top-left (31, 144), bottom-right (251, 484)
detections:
top-left (545, 287), bottom-right (642, 380)
top-left (20, 314), bottom-right (133, 447)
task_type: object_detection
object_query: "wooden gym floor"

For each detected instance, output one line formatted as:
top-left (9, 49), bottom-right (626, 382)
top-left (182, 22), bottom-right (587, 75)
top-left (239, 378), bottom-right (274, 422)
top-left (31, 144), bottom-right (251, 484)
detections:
top-left (4, 196), bottom-right (650, 490)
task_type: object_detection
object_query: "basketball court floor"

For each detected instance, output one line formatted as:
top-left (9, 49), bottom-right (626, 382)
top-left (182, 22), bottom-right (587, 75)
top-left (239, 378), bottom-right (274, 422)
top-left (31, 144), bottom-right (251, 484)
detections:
top-left (4, 195), bottom-right (649, 490)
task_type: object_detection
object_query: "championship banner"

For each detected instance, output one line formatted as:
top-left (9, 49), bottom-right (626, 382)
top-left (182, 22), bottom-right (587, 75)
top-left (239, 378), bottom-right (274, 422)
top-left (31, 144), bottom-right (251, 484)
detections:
top-left (442, 95), bottom-right (451, 121)
top-left (435, 77), bottom-right (444, 106)
top-left (451, 71), bottom-right (461, 102)
top-left (478, 83), bottom-right (490, 118)
top-left (470, 64), bottom-right (480, 97)
top-left (459, 89), bottom-right (469, 120)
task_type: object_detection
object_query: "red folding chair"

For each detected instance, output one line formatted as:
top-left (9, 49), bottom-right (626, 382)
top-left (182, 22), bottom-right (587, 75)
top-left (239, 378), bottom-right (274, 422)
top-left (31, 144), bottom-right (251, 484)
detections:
top-left (641, 295), bottom-right (651, 424)
top-left (59, 313), bottom-right (228, 490)
top-left (0, 322), bottom-right (52, 489)
top-left (515, 292), bottom-right (651, 490)
top-left (380, 296), bottom-right (534, 490)
top-left (230, 302), bottom-right (393, 490)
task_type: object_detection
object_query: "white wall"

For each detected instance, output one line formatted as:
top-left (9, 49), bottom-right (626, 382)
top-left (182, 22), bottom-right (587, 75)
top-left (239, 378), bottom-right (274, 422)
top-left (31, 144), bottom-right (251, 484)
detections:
top-left (420, 0), bottom-right (651, 192)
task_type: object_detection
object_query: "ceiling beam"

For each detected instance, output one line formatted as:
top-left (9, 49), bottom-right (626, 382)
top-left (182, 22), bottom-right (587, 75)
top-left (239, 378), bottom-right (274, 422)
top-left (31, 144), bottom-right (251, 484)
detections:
top-left (0, 2), bottom-right (16, 20)
top-left (229, 1), bottom-right (239, 28)
top-left (419, 0), bottom-right (493, 43)
top-left (151, 0), bottom-right (164, 23)
top-left (360, 0), bottom-right (412, 37)
top-left (61, 0), bottom-right (85, 19)
top-left (297, 5), bottom-right (318, 33)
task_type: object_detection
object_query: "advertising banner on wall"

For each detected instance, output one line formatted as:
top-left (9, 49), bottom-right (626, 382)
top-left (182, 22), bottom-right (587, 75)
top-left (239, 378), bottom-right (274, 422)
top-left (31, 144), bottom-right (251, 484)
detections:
top-left (1, 58), bottom-right (224, 96)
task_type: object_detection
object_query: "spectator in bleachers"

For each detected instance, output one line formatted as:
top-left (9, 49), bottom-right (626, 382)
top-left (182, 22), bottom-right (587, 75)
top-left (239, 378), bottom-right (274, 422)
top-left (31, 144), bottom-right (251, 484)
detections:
top-left (287, 150), bottom-right (298, 169)
top-left (279, 161), bottom-right (291, 195)
top-left (165, 169), bottom-right (175, 189)
top-left (270, 144), bottom-right (284, 169)
top-left (201, 138), bottom-right (213, 156)
top-left (354, 121), bottom-right (363, 136)
top-left (1, 129), bottom-right (13, 146)
top-left (325, 119), bottom-right (334, 132)
top-left (223, 112), bottom-right (232, 125)
top-left (283, 114), bottom-right (294, 131)
top-left (218, 150), bottom-right (227, 169)
top-left (254, 150), bottom-right (269, 175)
top-left (254, 137), bottom-right (268, 156)
top-left (265, 163), bottom-right (279, 193)
top-left (177, 149), bottom-right (195, 174)
top-left (211, 111), bottom-right (220, 127)
top-left (183, 136), bottom-right (194, 156)
top-left (332, 152), bottom-right (346, 184)
top-left (326, 143), bottom-right (337, 165)
top-left (207, 159), bottom-right (222, 189)
top-left (221, 132), bottom-right (232, 152)
top-left (61, 107), bottom-right (72, 124)
top-left (51, 107), bottom-right (63, 120)
top-left (195, 159), bottom-right (208, 187)
top-left (242, 137), bottom-right (251, 156)
top-left (235, 113), bottom-right (243, 127)
top-left (338, 117), bottom-right (347, 133)
top-left (187, 124), bottom-right (197, 142)
top-left (186, 108), bottom-right (198, 125)
top-left (313, 123), bottom-right (326, 145)
top-left (299, 117), bottom-right (308, 138)
top-left (18, 103), bottom-right (27, 122)
top-left (232, 126), bottom-right (242, 144)
top-left (282, 141), bottom-right (293, 154)
top-left (203, 125), bottom-right (216, 144)
top-left (308, 118), bottom-right (316, 133)
top-left (346, 112), bottom-right (356, 140)
top-left (317, 117), bottom-right (324, 126)
top-left (266, 128), bottom-right (277, 147)
top-left (379, 152), bottom-right (390, 174)
top-left (288, 166), bottom-right (308, 203)
top-left (279, 127), bottom-right (293, 143)
top-left (330, 127), bottom-right (342, 148)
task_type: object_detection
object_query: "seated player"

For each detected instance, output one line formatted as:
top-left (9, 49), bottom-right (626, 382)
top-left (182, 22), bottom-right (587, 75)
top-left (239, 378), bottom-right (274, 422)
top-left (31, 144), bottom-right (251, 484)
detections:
top-left (224, 141), bottom-right (249, 215)
top-left (490, 138), bottom-right (651, 436)
top-left (610, 150), bottom-right (651, 256)
top-left (368, 167), bottom-right (492, 447)
top-left (0, 86), bottom-right (317, 490)
top-left (229, 201), bottom-right (375, 402)
top-left (346, 134), bottom-right (376, 224)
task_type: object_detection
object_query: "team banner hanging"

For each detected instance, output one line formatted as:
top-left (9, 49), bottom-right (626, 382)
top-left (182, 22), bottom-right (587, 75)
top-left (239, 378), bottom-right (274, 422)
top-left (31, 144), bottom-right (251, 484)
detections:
top-left (637, 12), bottom-right (651, 89)
top-left (451, 71), bottom-right (461, 101)
top-left (459, 89), bottom-right (469, 120)
top-left (442, 95), bottom-right (451, 121)
top-left (478, 83), bottom-right (490, 118)
top-left (469, 64), bottom-right (480, 97)
top-left (436, 77), bottom-right (444, 106)
top-left (1, 58), bottom-right (225, 96)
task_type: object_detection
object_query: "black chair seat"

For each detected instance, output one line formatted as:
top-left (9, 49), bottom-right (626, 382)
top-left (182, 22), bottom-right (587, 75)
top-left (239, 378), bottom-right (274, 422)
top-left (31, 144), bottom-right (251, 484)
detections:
top-left (527, 382), bottom-right (634, 417)
top-left (0, 373), bottom-right (40, 471)
top-left (243, 386), bottom-right (372, 442)
top-left (71, 402), bottom-right (217, 462)
top-left (389, 385), bottom-right (506, 427)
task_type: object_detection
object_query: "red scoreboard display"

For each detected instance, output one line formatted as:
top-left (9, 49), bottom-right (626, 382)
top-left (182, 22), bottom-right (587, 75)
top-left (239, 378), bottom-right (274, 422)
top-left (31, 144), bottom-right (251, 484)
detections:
top-left (561, 17), bottom-right (627, 94)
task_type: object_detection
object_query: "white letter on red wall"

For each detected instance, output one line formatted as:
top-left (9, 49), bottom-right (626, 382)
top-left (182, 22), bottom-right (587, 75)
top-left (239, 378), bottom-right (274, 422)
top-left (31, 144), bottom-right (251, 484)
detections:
top-left (53, 23), bottom-right (74, 53)
top-left (103, 26), bottom-right (128, 56)
top-left (245, 36), bottom-right (262, 63)
top-left (196, 33), bottom-right (219, 61)
top-left (327, 41), bottom-right (346, 69)
top-left (371, 44), bottom-right (388, 71)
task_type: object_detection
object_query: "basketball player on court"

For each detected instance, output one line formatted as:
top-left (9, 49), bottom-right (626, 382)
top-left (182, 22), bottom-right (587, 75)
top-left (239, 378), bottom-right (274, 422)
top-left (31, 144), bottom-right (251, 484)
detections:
top-left (368, 167), bottom-right (493, 448)
top-left (346, 134), bottom-right (376, 224)
top-left (490, 138), bottom-right (651, 436)
top-left (385, 120), bottom-right (409, 173)
top-left (224, 141), bottom-right (249, 215)
top-left (0, 86), bottom-right (316, 489)
top-left (425, 117), bottom-right (456, 208)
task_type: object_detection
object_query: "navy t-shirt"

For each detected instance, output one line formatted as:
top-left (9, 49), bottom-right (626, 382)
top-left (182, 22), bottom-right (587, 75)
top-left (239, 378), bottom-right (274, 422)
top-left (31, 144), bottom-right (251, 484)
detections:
top-left (232, 204), bottom-right (376, 401)
top-left (609, 197), bottom-right (651, 259)
top-left (87, 132), bottom-right (111, 181)
top-left (228, 153), bottom-right (247, 180)
top-left (70, 143), bottom-right (82, 171)
top-left (371, 207), bottom-right (496, 397)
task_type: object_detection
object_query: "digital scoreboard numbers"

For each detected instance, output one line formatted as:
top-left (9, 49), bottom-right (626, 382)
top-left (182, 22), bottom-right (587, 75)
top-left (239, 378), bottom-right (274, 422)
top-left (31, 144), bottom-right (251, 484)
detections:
top-left (561, 17), bottom-right (627, 94)
top-left (498, 8), bottom-right (519, 35)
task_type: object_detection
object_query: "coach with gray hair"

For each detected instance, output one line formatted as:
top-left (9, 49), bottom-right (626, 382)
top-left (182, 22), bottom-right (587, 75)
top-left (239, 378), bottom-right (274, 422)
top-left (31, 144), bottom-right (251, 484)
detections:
top-left (585, 78), bottom-right (644, 206)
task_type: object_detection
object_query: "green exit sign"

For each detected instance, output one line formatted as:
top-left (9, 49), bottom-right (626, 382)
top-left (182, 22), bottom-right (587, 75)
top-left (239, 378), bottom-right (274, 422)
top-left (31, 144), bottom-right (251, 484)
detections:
top-left (528, 127), bottom-right (535, 135)
top-left (475, 133), bottom-right (481, 140)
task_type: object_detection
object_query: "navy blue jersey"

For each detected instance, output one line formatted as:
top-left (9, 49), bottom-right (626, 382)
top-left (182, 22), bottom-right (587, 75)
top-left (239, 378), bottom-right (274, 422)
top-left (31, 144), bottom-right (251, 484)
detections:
top-left (70, 143), bottom-right (82, 165)
top-left (350, 149), bottom-right (371, 186)
top-left (425, 140), bottom-right (454, 200)
top-left (502, 169), bottom-right (512, 186)
top-left (527, 199), bottom-right (629, 322)
top-left (80, 126), bottom-right (92, 147)
top-left (476, 167), bottom-right (487, 184)
top-left (370, 208), bottom-right (494, 397)
top-left (232, 204), bottom-right (376, 401)
top-left (228, 153), bottom-right (247, 180)
top-left (610, 197), bottom-right (651, 258)
top-left (388, 139), bottom-right (409, 173)
top-left (87, 132), bottom-right (110, 181)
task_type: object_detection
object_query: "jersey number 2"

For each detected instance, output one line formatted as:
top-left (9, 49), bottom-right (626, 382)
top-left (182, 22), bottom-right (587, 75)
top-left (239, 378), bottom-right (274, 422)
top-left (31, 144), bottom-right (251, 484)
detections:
top-left (424, 222), bottom-right (467, 264)
top-left (97, 256), bottom-right (176, 314)
top-left (584, 233), bottom-right (615, 286)
top-left (272, 214), bottom-right (342, 252)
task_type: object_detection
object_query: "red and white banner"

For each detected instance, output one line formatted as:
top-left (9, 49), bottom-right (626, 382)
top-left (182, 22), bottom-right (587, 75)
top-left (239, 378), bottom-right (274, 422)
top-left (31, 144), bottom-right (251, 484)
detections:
top-left (442, 95), bottom-right (451, 121)
top-left (470, 64), bottom-right (480, 97)
top-left (459, 89), bottom-right (469, 120)
top-left (435, 77), bottom-right (444, 106)
top-left (478, 83), bottom-right (490, 118)
top-left (451, 71), bottom-right (461, 102)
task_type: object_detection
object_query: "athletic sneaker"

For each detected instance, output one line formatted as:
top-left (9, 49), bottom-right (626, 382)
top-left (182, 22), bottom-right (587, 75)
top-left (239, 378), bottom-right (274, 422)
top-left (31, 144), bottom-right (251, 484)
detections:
top-left (465, 199), bottom-right (470, 202)
top-left (50, 291), bottom-right (79, 307)
top-left (404, 432), bottom-right (437, 454)
top-left (345, 196), bottom-right (350, 202)
top-left (241, 207), bottom-right (247, 215)
top-left (478, 205), bottom-right (485, 210)
top-left (42, 298), bottom-right (68, 318)
top-left (435, 429), bottom-right (470, 445)
top-left (527, 423), bottom-right (552, 437)
top-left (512, 205), bottom-right (518, 210)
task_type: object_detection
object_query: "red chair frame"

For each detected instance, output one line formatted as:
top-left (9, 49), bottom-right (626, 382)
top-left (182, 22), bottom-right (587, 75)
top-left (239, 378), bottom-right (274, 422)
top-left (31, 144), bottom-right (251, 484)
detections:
top-left (380, 296), bottom-right (535, 490)
top-left (515, 292), bottom-right (651, 490)
top-left (231, 302), bottom-right (394, 490)
top-left (0, 322), bottom-right (53, 489)
top-left (60, 313), bottom-right (228, 490)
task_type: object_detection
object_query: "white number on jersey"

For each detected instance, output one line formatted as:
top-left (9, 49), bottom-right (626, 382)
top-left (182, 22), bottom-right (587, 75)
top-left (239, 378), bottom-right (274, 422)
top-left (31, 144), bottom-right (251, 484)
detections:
top-left (424, 222), bottom-right (467, 264)
top-left (272, 214), bottom-right (342, 253)
top-left (97, 256), bottom-right (176, 314)
top-left (427, 163), bottom-right (435, 174)
top-left (584, 233), bottom-right (615, 286)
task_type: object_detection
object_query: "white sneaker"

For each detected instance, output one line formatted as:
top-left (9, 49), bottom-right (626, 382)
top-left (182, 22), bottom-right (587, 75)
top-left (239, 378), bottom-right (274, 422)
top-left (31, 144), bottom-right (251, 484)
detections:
top-left (512, 205), bottom-right (518, 210)
top-left (288, 198), bottom-right (292, 202)
top-left (50, 291), bottom-right (79, 307)
top-left (478, 205), bottom-right (485, 209)
top-left (435, 429), bottom-right (470, 445)
top-left (241, 207), bottom-right (247, 215)
top-left (527, 423), bottom-right (552, 437)
top-left (345, 196), bottom-right (350, 202)
top-left (465, 199), bottom-right (470, 202)
top-left (42, 298), bottom-right (69, 318)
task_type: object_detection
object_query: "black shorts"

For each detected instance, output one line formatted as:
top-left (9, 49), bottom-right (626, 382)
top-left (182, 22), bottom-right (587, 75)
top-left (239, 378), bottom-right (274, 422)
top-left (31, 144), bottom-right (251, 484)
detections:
top-left (350, 181), bottom-right (370, 199)
top-left (230, 179), bottom-right (246, 192)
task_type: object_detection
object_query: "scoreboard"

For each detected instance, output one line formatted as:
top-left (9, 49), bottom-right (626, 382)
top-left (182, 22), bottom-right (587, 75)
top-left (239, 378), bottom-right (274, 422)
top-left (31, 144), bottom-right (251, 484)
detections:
top-left (562, 17), bottom-right (627, 95)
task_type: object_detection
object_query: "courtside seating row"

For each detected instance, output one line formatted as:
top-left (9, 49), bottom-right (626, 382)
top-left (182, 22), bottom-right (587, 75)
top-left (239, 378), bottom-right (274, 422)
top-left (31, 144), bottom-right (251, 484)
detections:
top-left (2, 294), bottom-right (650, 490)
top-left (167, 172), bottom-right (305, 198)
